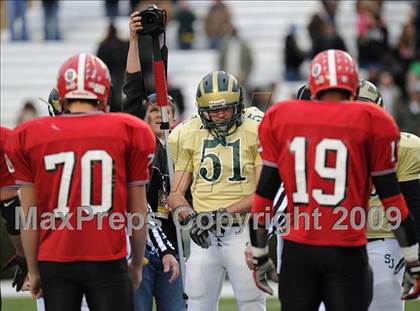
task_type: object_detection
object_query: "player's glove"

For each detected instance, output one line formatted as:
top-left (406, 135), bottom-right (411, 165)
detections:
top-left (186, 211), bottom-right (212, 249)
top-left (252, 253), bottom-right (279, 295)
top-left (2, 255), bottom-right (28, 292)
top-left (210, 208), bottom-right (230, 235)
top-left (401, 260), bottom-right (420, 300)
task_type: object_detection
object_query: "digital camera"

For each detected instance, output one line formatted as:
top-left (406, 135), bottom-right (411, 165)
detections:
top-left (138, 5), bottom-right (166, 36)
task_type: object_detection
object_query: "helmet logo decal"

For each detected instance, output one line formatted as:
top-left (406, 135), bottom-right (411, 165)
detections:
top-left (209, 99), bottom-right (226, 107)
top-left (311, 63), bottom-right (322, 78)
top-left (64, 68), bottom-right (77, 83)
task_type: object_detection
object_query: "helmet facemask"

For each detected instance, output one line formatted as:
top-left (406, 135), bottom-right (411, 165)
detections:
top-left (198, 101), bottom-right (244, 145)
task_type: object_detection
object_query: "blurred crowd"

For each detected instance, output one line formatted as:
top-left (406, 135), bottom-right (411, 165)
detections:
top-left (4, 0), bottom-right (420, 135)
top-left (286, 0), bottom-right (420, 135)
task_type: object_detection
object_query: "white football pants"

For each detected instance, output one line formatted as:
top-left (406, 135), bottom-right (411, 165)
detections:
top-left (367, 238), bottom-right (404, 311)
top-left (185, 224), bottom-right (266, 311)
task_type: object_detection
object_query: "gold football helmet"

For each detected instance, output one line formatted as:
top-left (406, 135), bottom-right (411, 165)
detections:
top-left (196, 71), bottom-right (244, 143)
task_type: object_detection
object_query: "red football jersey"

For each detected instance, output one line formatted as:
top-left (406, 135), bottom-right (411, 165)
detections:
top-left (0, 126), bottom-right (18, 191)
top-left (259, 100), bottom-right (400, 247)
top-left (6, 112), bottom-right (155, 262)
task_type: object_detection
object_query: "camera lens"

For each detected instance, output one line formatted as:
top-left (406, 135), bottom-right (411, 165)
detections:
top-left (143, 12), bottom-right (157, 25)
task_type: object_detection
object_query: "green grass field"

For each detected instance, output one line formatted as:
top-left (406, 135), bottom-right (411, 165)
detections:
top-left (2, 297), bottom-right (420, 311)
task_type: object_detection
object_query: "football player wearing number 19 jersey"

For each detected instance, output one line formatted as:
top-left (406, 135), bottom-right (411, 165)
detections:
top-left (250, 49), bottom-right (420, 311)
top-left (5, 53), bottom-right (156, 311)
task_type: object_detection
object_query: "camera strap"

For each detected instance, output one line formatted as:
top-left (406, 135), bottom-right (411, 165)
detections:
top-left (161, 31), bottom-right (168, 83)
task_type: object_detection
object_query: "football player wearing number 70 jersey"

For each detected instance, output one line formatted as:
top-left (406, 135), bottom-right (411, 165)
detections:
top-left (250, 49), bottom-right (420, 311)
top-left (5, 53), bottom-right (156, 311)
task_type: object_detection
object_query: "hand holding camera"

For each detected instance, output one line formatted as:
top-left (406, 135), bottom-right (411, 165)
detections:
top-left (129, 11), bottom-right (143, 40)
top-left (137, 4), bottom-right (166, 37)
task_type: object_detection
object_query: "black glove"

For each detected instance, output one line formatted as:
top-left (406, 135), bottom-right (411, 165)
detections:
top-left (252, 254), bottom-right (279, 295)
top-left (402, 260), bottom-right (420, 300)
top-left (2, 255), bottom-right (28, 292)
top-left (186, 211), bottom-right (212, 249)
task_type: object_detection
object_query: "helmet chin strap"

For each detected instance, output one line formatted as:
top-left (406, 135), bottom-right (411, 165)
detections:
top-left (209, 127), bottom-right (227, 146)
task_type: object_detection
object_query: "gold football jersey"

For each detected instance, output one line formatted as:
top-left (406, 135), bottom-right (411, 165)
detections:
top-left (367, 132), bottom-right (420, 238)
top-left (168, 107), bottom-right (263, 213)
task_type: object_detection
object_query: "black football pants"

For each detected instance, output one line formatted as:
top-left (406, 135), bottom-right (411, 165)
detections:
top-left (279, 240), bottom-right (373, 311)
top-left (39, 258), bottom-right (134, 311)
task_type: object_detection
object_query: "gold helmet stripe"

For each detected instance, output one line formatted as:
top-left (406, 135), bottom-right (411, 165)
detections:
top-left (199, 78), bottom-right (206, 98)
top-left (212, 71), bottom-right (218, 94)
top-left (227, 74), bottom-right (233, 92)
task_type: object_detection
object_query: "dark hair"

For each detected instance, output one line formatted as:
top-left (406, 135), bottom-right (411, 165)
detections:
top-left (22, 101), bottom-right (37, 111)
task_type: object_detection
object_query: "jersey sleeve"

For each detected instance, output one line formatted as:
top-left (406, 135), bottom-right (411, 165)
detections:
top-left (369, 111), bottom-right (401, 177)
top-left (258, 108), bottom-right (280, 167)
top-left (167, 124), bottom-right (194, 172)
top-left (5, 128), bottom-right (33, 185)
top-left (397, 133), bottom-right (420, 182)
top-left (249, 108), bottom-right (264, 167)
top-left (127, 122), bottom-right (156, 186)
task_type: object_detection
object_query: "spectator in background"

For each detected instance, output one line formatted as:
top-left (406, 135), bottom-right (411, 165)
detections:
top-left (307, 13), bottom-right (325, 55)
top-left (378, 70), bottom-right (401, 117)
top-left (356, 1), bottom-right (389, 69)
top-left (311, 20), bottom-right (346, 58)
top-left (395, 22), bottom-right (417, 71)
top-left (97, 23), bottom-right (129, 112)
top-left (204, 0), bottom-right (233, 50)
top-left (105, 0), bottom-right (120, 23)
top-left (42, 0), bottom-right (61, 41)
top-left (416, 1), bottom-right (420, 57)
top-left (6, 0), bottom-right (29, 41)
top-left (175, 0), bottom-right (196, 50)
top-left (284, 24), bottom-right (306, 81)
top-left (397, 64), bottom-right (420, 136)
top-left (321, 0), bottom-right (338, 25)
top-left (307, 1), bottom-right (340, 57)
top-left (16, 101), bottom-right (38, 125)
top-left (219, 27), bottom-right (253, 88)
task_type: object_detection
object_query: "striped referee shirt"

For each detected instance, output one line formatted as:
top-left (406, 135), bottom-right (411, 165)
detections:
top-left (146, 205), bottom-right (176, 258)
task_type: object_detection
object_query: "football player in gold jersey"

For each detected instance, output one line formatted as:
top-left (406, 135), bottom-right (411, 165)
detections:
top-left (359, 79), bottom-right (420, 311)
top-left (167, 71), bottom-right (267, 311)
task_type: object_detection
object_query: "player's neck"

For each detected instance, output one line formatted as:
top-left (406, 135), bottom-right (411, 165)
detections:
top-left (67, 102), bottom-right (99, 113)
top-left (319, 91), bottom-right (353, 102)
